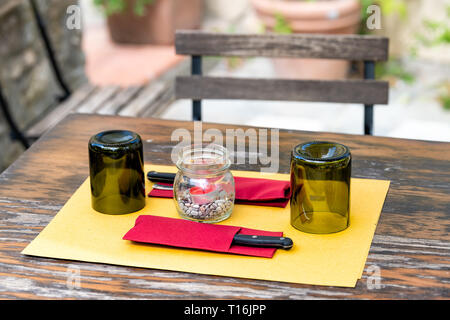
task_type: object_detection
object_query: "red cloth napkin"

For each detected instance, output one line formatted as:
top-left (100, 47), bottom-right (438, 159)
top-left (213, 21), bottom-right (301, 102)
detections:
top-left (123, 215), bottom-right (283, 258)
top-left (148, 176), bottom-right (291, 208)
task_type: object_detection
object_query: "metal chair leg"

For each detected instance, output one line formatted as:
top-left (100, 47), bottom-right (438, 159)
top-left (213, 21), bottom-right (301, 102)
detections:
top-left (192, 55), bottom-right (202, 121)
top-left (193, 100), bottom-right (202, 121)
top-left (364, 104), bottom-right (374, 135)
top-left (364, 61), bottom-right (375, 135)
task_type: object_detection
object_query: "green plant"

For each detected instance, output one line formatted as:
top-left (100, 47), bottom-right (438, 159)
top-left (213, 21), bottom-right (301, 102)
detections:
top-left (436, 81), bottom-right (450, 111)
top-left (440, 93), bottom-right (450, 111)
top-left (93, 0), bottom-right (155, 16)
top-left (273, 13), bottom-right (292, 34)
top-left (415, 6), bottom-right (450, 48)
top-left (375, 59), bottom-right (415, 84)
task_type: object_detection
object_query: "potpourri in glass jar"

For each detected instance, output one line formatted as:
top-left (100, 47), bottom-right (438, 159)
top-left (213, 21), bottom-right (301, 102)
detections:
top-left (173, 144), bottom-right (235, 223)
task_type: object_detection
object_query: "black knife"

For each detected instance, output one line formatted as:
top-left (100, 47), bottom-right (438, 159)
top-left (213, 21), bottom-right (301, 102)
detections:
top-left (232, 234), bottom-right (293, 250)
top-left (147, 171), bottom-right (176, 183)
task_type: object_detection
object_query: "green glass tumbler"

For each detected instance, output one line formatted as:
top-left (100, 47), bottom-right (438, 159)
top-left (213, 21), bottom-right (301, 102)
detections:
top-left (290, 141), bottom-right (351, 234)
top-left (89, 130), bottom-right (146, 215)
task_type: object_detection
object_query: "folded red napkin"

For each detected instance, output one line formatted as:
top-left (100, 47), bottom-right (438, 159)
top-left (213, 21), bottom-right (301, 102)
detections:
top-left (123, 215), bottom-right (283, 258)
top-left (148, 176), bottom-right (291, 208)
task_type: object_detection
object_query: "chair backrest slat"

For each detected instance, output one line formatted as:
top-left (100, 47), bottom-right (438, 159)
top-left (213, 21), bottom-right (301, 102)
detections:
top-left (176, 76), bottom-right (389, 105)
top-left (174, 30), bottom-right (389, 134)
top-left (175, 30), bottom-right (389, 61)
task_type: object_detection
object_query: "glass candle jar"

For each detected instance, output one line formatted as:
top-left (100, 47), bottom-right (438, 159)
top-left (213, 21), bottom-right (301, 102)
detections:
top-left (173, 144), bottom-right (235, 223)
top-left (89, 130), bottom-right (146, 215)
top-left (290, 141), bottom-right (351, 234)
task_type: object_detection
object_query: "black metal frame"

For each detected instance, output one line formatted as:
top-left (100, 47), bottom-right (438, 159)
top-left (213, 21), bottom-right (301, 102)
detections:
top-left (191, 55), bottom-right (202, 121)
top-left (29, 0), bottom-right (71, 101)
top-left (0, 83), bottom-right (30, 149)
top-left (190, 56), bottom-right (377, 135)
top-left (363, 61), bottom-right (375, 135)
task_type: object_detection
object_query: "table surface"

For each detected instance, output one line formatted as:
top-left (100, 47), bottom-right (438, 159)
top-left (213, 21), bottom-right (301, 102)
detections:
top-left (0, 114), bottom-right (448, 299)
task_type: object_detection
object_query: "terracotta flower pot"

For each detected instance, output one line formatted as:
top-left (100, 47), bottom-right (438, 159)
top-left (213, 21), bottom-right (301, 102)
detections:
top-left (106, 0), bottom-right (203, 45)
top-left (250, 0), bottom-right (361, 80)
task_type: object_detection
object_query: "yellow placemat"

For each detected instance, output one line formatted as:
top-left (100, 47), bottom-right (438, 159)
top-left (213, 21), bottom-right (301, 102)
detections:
top-left (22, 165), bottom-right (390, 287)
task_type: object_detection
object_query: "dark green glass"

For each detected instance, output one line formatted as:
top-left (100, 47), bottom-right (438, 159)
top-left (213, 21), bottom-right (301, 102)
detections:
top-left (290, 141), bottom-right (351, 234)
top-left (89, 130), bottom-right (145, 215)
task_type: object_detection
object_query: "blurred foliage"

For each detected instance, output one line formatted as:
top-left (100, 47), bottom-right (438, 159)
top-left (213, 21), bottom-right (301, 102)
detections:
top-left (437, 82), bottom-right (450, 111)
top-left (414, 6), bottom-right (450, 49)
top-left (375, 59), bottom-right (415, 85)
top-left (93, 0), bottom-right (155, 16)
top-left (410, 5), bottom-right (449, 111)
top-left (440, 94), bottom-right (450, 110)
top-left (273, 13), bottom-right (293, 34)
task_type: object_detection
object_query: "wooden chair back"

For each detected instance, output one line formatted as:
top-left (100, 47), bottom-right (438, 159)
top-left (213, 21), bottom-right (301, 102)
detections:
top-left (175, 30), bottom-right (389, 135)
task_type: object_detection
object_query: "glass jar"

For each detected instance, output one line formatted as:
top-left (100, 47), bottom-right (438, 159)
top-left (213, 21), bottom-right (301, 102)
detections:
top-left (173, 144), bottom-right (235, 223)
top-left (290, 141), bottom-right (351, 234)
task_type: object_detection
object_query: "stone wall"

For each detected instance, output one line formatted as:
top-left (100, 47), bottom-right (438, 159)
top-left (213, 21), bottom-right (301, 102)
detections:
top-left (0, 0), bottom-right (86, 172)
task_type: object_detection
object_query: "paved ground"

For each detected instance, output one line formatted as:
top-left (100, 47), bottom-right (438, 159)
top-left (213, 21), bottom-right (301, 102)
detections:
top-left (80, 0), bottom-right (183, 87)
top-left (161, 57), bottom-right (450, 142)
top-left (82, 26), bottom-right (183, 87)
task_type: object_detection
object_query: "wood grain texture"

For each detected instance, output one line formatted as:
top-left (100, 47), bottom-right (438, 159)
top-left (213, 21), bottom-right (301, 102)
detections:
top-left (25, 83), bottom-right (97, 138)
top-left (25, 57), bottom-right (220, 139)
top-left (76, 86), bottom-right (122, 114)
top-left (96, 86), bottom-right (143, 115)
top-left (176, 76), bottom-right (389, 104)
top-left (175, 30), bottom-right (389, 61)
top-left (0, 114), bottom-right (449, 299)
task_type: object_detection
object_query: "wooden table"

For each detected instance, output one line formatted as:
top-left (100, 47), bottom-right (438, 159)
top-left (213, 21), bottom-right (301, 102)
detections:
top-left (0, 114), bottom-right (448, 299)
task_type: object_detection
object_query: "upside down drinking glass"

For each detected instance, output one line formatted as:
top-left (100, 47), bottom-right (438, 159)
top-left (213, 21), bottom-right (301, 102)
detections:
top-left (290, 141), bottom-right (351, 234)
top-left (89, 130), bottom-right (146, 215)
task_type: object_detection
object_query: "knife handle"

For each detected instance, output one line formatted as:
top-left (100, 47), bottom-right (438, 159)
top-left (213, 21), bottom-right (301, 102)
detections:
top-left (233, 234), bottom-right (293, 250)
top-left (147, 171), bottom-right (176, 183)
